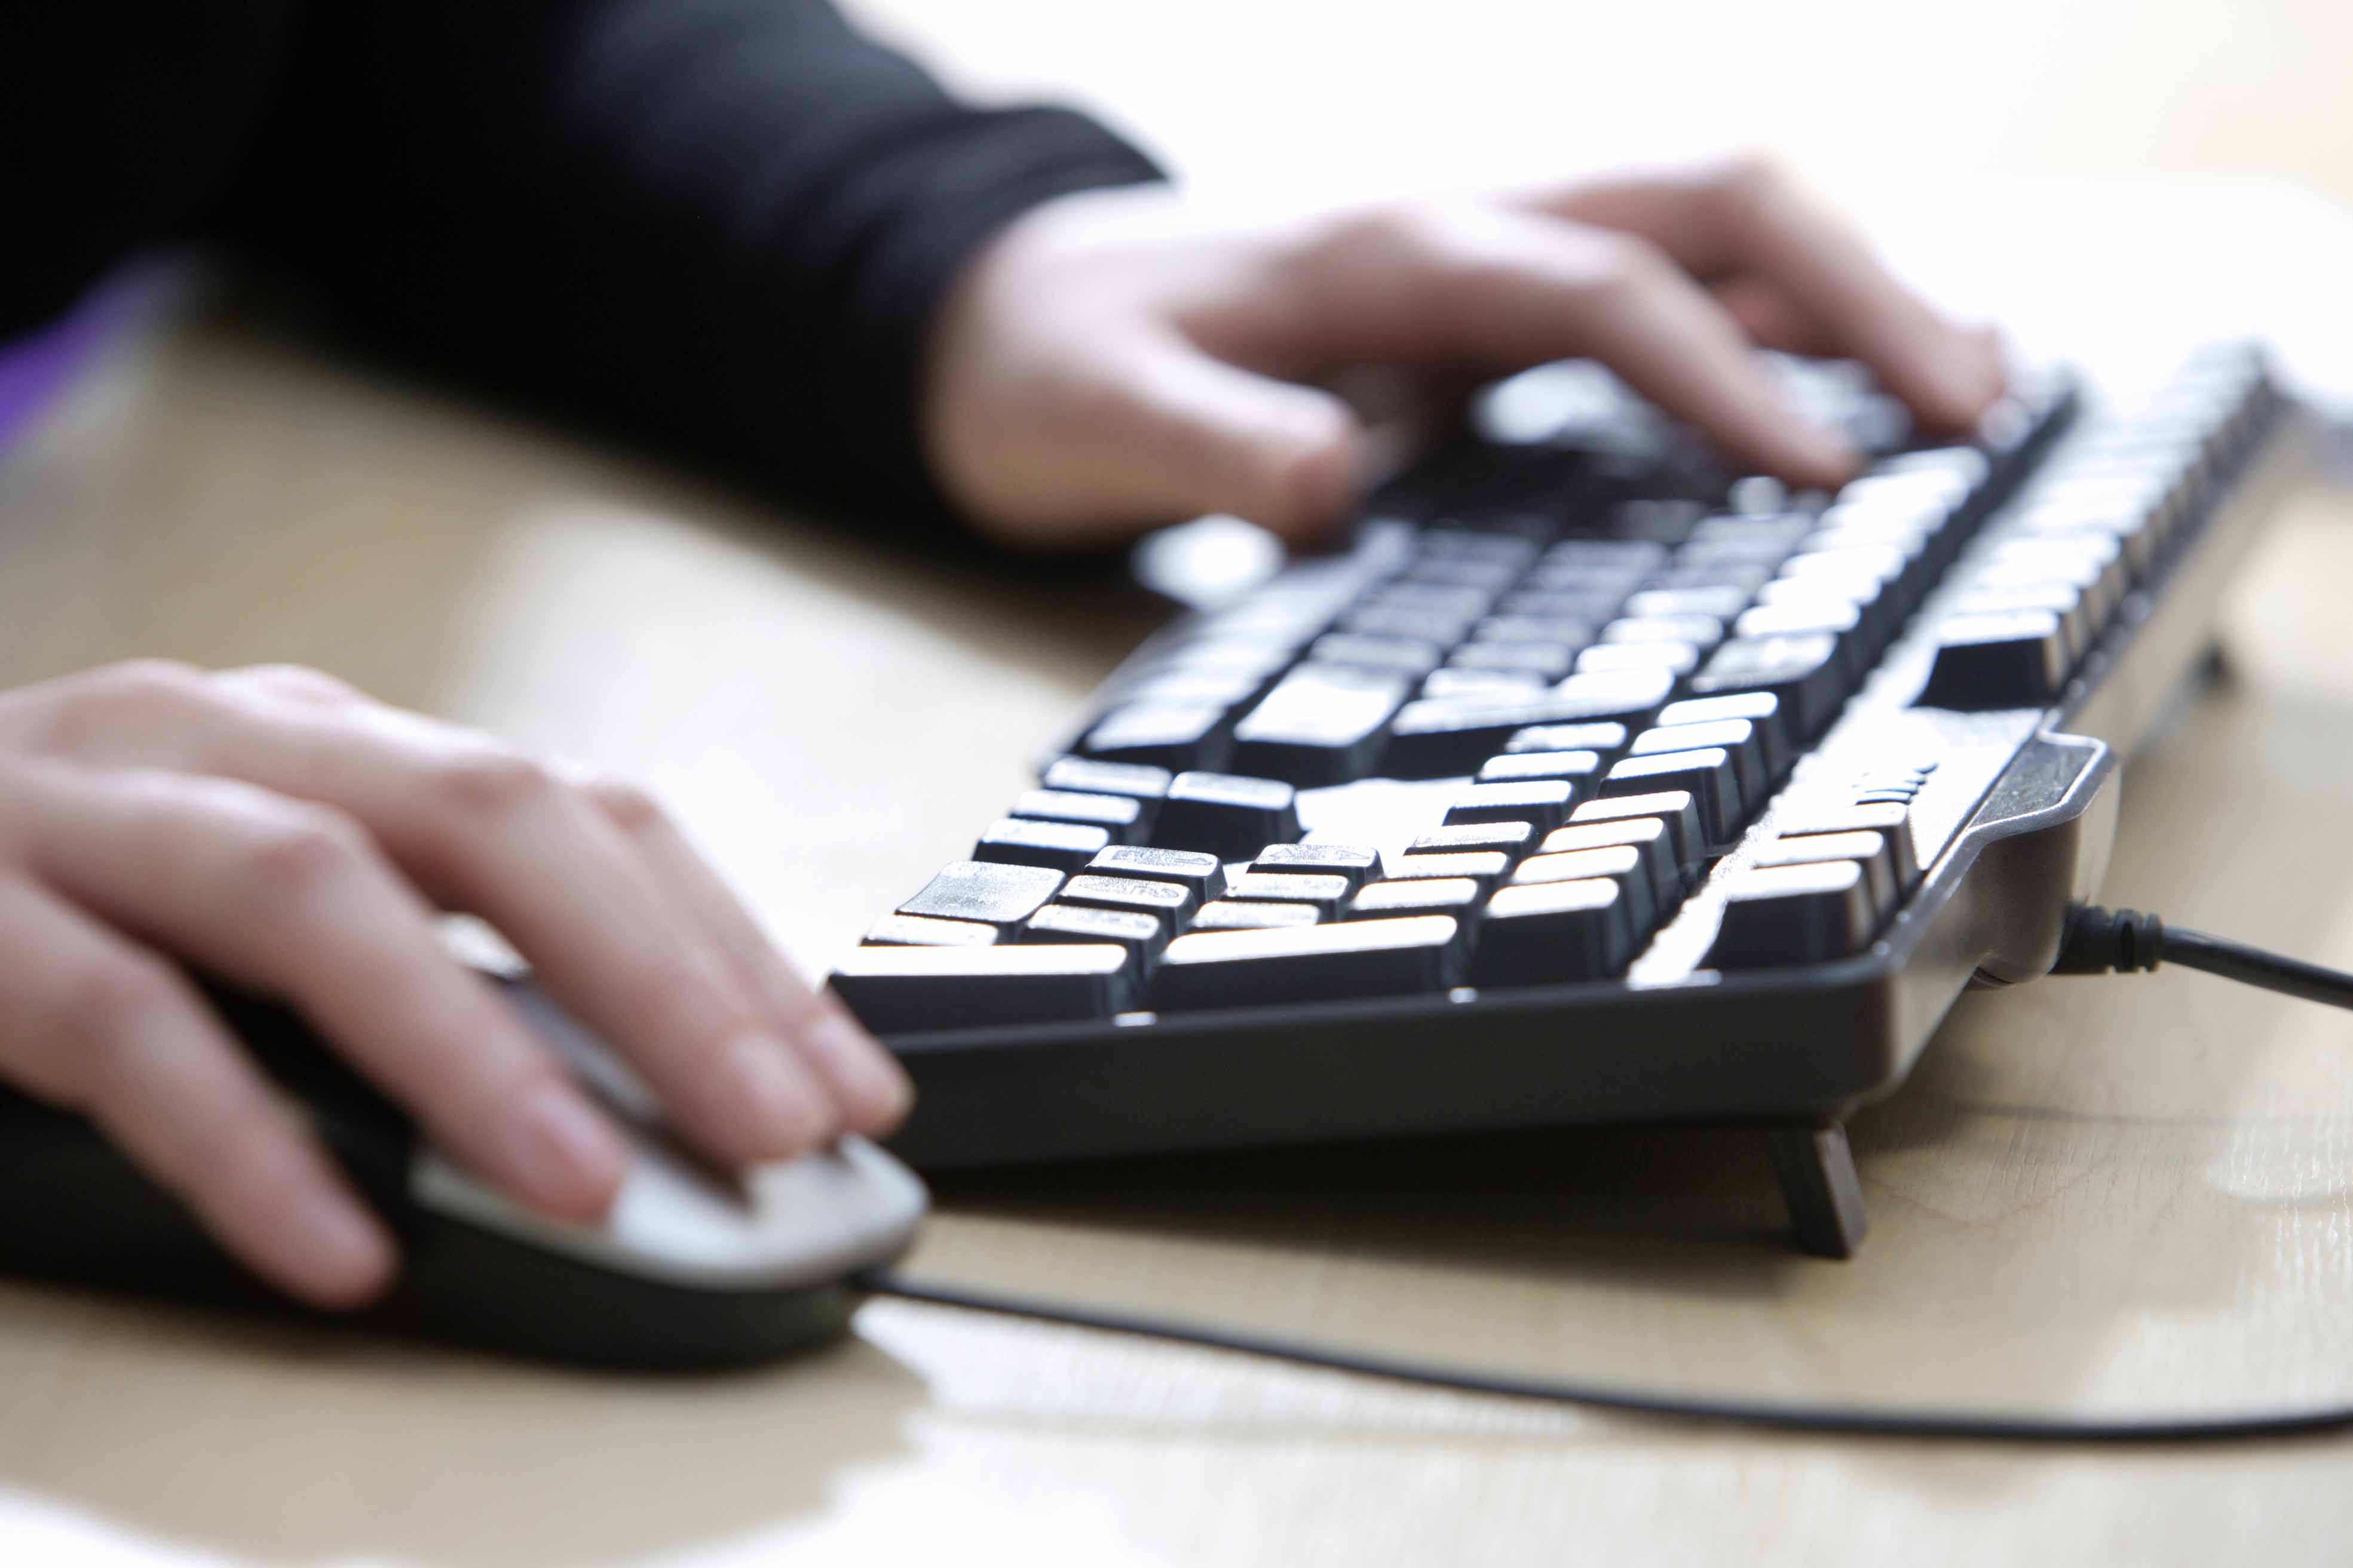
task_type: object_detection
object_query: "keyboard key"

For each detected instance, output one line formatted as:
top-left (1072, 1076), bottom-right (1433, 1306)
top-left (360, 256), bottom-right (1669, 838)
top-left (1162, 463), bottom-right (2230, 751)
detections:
top-left (1710, 860), bottom-right (1878, 968)
top-left (1340, 605), bottom-right (1476, 644)
top-left (1447, 641), bottom-right (1577, 677)
top-left (1309, 633), bottom-right (1445, 677)
top-left (1190, 900), bottom-right (1324, 931)
top-left (1011, 788), bottom-right (1151, 843)
top-left (1753, 572), bottom-right (1896, 649)
top-left (1347, 876), bottom-right (1485, 929)
top-left (1773, 802), bottom-right (1921, 888)
top-left (1422, 668), bottom-right (1548, 700)
top-left (1500, 588), bottom-right (1625, 622)
top-left (863, 913), bottom-right (1000, 948)
top-left (1152, 772), bottom-right (1301, 858)
top-left (1629, 718), bottom-right (1768, 805)
top-left (899, 860), bottom-right (1064, 931)
top-left (1084, 845), bottom-right (1228, 903)
top-left (1754, 830), bottom-right (1898, 913)
top-left (1601, 749), bottom-right (1742, 846)
top-left (1473, 614), bottom-right (1596, 648)
top-left (1230, 665), bottom-right (1409, 785)
top-left (1654, 691), bottom-right (1793, 781)
top-left (1915, 609), bottom-right (2069, 710)
top-left (1362, 582), bottom-right (1495, 619)
top-left (1511, 843), bottom-right (1656, 935)
top-left (1477, 748), bottom-right (1603, 784)
top-left (1041, 757), bottom-right (1172, 800)
top-left (1622, 586), bottom-right (1750, 621)
top-left (1601, 613), bottom-right (1727, 652)
top-left (1387, 850), bottom-right (1512, 891)
top-left (1732, 600), bottom-right (1867, 680)
top-left (1570, 790), bottom-right (1703, 872)
top-left (1945, 584), bottom-right (2091, 664)
top-left (973, 816), bottom-right (1114, 873)
top-left (1408, 822), bottom-right (1536, 857)
top-left (1223, 872), bottom-right (1353, 919)
top-left (1381, 671), bottom-right (1672, 778)
top-left (1057, 872), bottom-right (1200, 932)
top-left (1444, 780), bottom-right (1576, 832)
top-left (1690, 633), bottom-right (1848, 738)
top-left (1396, 554), bottom-right (1525, 591)
top-left (1081, 701), bottom-right (1233, 772)
top-left (1116, 668), bottom-right (1269, 708)
top-left (832, 944), bottom-right (1137, 1033)
top-left (1538, 817), bottom-right (1677, 915)
top-left (1150, 916), bottom-right (1461, 1011)
top-left (1505, 721), bottom-right (1629, 759)
top-left (1252, 842), bottom-right (1381, 889)
top-left (1021, 903), bottom-right (1168, 961)
top-left (1472, 879), bottom-right (1631, 987)
top-left (1573, 641), bottom-right (1701, 678)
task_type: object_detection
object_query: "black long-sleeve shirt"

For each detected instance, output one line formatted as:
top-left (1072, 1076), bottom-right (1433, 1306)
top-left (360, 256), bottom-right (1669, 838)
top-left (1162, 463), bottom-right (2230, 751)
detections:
top-left (5, 2), bottom-right (1164, 526)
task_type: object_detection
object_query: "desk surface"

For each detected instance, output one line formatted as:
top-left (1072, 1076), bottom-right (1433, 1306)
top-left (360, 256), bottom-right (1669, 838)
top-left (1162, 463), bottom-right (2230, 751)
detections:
top-left (1, 302), bottom-right (2351, 1566)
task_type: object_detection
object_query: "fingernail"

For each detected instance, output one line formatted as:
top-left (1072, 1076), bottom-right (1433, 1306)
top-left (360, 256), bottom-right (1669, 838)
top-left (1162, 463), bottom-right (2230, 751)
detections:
top-left (511, 1081), bottom-right (629, 1211)
top-left (288, 1190), bottom-right (394, 1306)
top-left (807, 1012), bottom-right (913, 1131)
top-left (719, 1034), bottom-right (834, 1157)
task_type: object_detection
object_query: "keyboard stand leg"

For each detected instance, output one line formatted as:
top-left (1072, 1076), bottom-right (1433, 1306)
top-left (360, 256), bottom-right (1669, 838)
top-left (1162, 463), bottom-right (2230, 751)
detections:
top-left (1767, 1123), bottom-right (1868, 1259)
top-left (2196, 637), bottom-right (2235, 690)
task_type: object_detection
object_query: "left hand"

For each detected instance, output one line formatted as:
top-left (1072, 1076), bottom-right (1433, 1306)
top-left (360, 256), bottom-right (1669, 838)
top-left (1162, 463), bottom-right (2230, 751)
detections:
top-left (925, 158), bottom-right (2004, 548)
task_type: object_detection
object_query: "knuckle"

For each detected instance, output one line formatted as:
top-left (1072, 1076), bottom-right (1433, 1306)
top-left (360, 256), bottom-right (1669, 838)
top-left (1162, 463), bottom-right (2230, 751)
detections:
top-left (1307, 202), bottom-right (1447, 274)
top-left (434, 746), bottom-right (555, 816)
top-left (580, 776), bottom-right (667, 837)
top-left (228, 663), bottom-right (364, 705)
top-left (1704, 152), bottom-right (1785, 228)
top-left (82, 658), bottom-right (210, 713)
top-left (45, 956), bottom-right (185, 1105)
top-left (240, 806), bottom-right (369, 896)
top-left (65, 952), bottom-right (183, 1042)
top-left (1583, 232), bottom-right (1672, 297)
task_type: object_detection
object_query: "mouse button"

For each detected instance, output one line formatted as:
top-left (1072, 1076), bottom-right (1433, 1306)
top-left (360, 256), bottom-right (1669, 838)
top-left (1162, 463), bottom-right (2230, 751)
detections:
top-left (745, 1136), bottom-right (927, 1265)
top-left (412, 1136), bottom-right (918, 1291)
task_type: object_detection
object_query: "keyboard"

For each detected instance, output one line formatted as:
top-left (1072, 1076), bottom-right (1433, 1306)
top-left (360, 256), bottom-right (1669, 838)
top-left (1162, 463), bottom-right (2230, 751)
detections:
top-left (830, 343), bottom-right (2316, 1255)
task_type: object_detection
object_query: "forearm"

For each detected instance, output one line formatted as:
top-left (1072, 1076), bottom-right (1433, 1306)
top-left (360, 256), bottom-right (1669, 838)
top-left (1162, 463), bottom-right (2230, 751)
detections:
top-left (207, 0), bottom-right (1163, 526)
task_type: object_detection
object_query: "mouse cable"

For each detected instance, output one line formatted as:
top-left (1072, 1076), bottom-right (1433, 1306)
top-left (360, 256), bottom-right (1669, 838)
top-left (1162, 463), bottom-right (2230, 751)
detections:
top-left (854, 1268), bottom-right (2353, 1444)
top-left (857, 907), bottom-right (2353, 1444)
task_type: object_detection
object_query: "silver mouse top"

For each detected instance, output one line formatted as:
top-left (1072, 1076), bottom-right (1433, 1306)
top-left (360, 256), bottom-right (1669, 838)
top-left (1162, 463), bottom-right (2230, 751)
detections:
top-left (409, 980), bottom-right (929, 1292)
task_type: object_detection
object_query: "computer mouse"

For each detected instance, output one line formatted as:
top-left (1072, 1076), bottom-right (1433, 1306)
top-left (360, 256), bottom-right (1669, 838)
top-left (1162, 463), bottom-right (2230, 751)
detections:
top-left (0, 975), bottom-right (929, 1369)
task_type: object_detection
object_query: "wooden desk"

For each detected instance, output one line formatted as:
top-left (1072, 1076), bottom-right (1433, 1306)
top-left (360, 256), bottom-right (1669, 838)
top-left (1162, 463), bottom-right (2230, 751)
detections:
top-left (2, 297), bottom-right (2352, 1566)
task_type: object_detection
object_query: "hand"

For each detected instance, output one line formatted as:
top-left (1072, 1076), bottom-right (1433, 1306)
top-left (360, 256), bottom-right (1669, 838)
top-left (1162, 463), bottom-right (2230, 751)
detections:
top-left (926, 158), bottom-right (2005, 548)
top-left (0, 661), bottom-right (910, 1308)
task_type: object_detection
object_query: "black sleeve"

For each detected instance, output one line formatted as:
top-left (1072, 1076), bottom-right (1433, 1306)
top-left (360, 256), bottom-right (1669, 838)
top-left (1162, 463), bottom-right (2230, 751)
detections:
top-left (209, 1), bottom-right (1165, 529)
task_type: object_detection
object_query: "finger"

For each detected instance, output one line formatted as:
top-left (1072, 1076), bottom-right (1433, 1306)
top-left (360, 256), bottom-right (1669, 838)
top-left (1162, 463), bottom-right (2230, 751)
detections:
top-left (571, 773), bottom-right (912, 1134)
top-left (1288, 207), bottom-right (1856, 486)
top-left (10, 759), bottom-right (632, 1223)
top-left (203, 697), bottom-right (842, 1165)
top-left (1712, 276), bottom-right (1837, 358)
top-left (1030, 336), bottom-right (1366, 542)
top-left (13, 664), bottom-right (847, 1167)
top-left (0, 873), bottom-right (394, 1308)
top-left (1529, 161), bottom-right (2004, 428)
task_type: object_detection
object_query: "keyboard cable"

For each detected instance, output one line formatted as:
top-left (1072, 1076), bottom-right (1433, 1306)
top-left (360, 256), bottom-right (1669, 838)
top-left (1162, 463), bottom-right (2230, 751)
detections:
top-left (857, 904), bottom-right (2353, 1445)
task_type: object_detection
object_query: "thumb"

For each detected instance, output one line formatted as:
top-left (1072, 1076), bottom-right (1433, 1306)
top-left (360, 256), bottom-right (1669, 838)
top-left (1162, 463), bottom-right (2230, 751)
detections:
top-left (1104, 340), bottom-right (1367, 542)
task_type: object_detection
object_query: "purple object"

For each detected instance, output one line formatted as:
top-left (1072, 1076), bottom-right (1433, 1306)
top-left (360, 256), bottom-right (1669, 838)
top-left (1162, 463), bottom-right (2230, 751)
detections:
top-left (0, 267), bottom-right (161, 455)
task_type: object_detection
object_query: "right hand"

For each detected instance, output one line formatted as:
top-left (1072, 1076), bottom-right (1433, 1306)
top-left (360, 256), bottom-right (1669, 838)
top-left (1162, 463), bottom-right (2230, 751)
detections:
top-left (926, 158), bottom-right (2005, 548)
top-left (0, 661), bottom-right (910, 1308)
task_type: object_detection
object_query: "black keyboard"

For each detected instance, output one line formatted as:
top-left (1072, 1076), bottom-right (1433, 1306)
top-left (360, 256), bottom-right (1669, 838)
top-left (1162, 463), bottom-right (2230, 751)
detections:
top-left (831, 344), bottom-right (2315, 1256)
